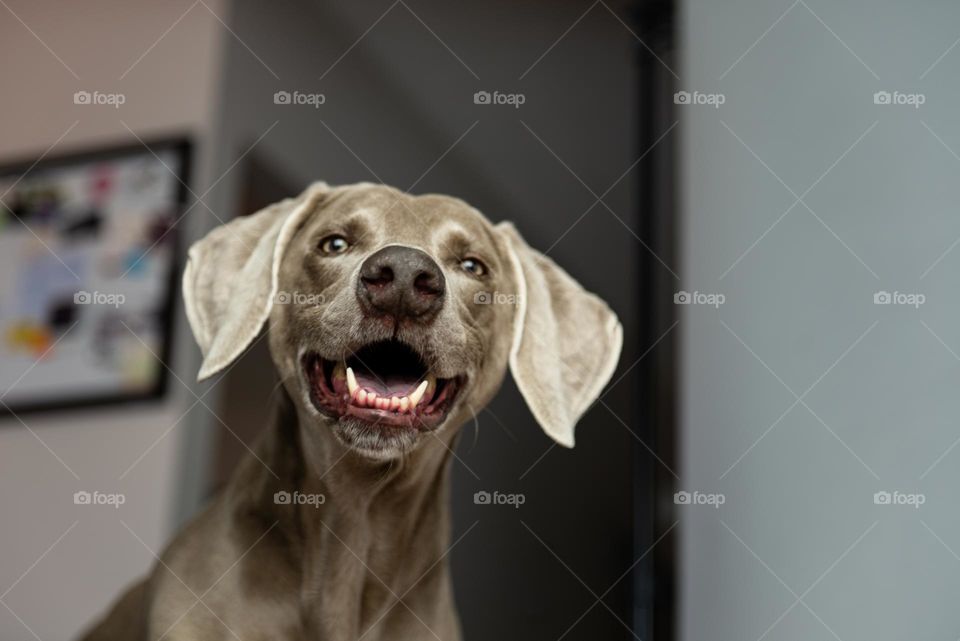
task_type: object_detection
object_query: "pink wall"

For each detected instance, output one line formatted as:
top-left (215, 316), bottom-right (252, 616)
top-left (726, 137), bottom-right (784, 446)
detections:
top-left (0, 1), bottom-right (225, 638)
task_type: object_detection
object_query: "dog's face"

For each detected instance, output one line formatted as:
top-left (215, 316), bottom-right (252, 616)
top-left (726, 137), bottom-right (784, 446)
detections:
top-left (269, 184), bottom-right (516, 458)
top-left (183, 182), bottom-right (622, 460)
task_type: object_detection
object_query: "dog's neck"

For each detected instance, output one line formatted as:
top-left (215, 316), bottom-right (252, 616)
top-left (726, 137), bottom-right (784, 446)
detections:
top-left (238, 390), bottom-right (461, 640)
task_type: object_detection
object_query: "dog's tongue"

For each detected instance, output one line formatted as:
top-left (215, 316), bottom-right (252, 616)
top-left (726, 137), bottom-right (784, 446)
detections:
top-left (353, 370), bottom-right (419, 397)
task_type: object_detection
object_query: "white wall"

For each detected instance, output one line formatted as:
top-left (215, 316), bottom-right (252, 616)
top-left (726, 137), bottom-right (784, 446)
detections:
top-left (0, 2), bottom-right (225, 639)
top-left (680, 1), bottom-right (960, 639)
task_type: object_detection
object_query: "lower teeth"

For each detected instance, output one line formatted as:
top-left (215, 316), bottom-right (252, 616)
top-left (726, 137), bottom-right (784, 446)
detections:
top-left (344, 366), bottom-right (434, 414)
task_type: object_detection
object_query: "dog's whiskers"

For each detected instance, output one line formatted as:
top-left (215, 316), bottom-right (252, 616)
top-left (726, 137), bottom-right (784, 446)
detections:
top-left (465, 402), bottom-right (481, 451)
top-left (270, 375), bottom-right (293, 401)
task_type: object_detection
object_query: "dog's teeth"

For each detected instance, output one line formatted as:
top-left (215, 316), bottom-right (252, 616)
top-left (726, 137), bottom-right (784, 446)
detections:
top-left (424, 374), bottom-right (437, 400)
top-left (345, 372), bottom-right (436, 413)
top-left (408, 380), bottom-right (429, 409)
top-left (346, 366), bottom-right (358, 396)
top-left (332, 361), bottom-right (346, 382)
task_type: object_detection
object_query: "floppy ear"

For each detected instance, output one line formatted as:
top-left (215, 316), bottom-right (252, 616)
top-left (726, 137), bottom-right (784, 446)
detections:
top-left (183, 182), bottom-right (329, 380)
top-left (497, 222), bottom-right (623, 447)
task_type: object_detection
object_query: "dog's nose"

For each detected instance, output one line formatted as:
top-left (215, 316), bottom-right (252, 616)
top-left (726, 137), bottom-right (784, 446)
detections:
top-left (358, 246), bottom-right (445, 321)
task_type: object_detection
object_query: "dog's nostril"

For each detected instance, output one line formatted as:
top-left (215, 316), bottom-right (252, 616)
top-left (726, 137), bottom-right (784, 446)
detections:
top-left (362, 266), bottom-right (394, 288)
top-left (414, 272), bottom-right (443, 296)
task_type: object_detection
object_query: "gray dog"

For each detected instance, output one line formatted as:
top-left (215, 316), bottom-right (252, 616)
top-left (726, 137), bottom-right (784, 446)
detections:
top-left (80, 181), bottom-right (622, 640)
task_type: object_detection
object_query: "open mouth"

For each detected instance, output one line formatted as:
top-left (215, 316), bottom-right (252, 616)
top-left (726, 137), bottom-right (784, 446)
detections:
top-left (304, 339), bottom-right (463, 431)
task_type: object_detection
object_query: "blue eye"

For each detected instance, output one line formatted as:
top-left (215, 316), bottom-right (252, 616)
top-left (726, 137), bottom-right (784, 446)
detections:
top-left (319, 235), bottom-right (350, 254)
top-left (460, 257), bottom-right (486, 276)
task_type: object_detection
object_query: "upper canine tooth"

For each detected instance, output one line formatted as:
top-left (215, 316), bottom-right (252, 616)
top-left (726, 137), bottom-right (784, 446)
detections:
top-left (346, 366), bottom-right (358, 396)
top-left (408, 380), bottom-right (429, 408)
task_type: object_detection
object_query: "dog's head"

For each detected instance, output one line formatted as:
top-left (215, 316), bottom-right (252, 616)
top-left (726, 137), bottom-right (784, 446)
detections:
top-left (183, 182), bottom-right (622, 459)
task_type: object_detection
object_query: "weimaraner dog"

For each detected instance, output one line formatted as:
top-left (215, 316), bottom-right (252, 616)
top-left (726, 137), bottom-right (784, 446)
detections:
top-left (80, 181), bottom-right (622, 640)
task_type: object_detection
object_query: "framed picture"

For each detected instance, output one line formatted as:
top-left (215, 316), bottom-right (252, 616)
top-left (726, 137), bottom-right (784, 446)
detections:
top-left (0, 137), bottom-right (191, 415)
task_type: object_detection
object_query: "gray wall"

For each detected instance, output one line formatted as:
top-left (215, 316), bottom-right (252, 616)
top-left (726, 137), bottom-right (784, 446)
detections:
top-left (680, 1), bottom-right (960, 639)
top-left (199, 0), bottom-right (642, 638)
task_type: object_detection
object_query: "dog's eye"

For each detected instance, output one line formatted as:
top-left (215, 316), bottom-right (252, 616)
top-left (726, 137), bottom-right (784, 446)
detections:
top-left (319, 235), bottom-right (350, 254)
top-left (460, 257), bottom-right (486, 276)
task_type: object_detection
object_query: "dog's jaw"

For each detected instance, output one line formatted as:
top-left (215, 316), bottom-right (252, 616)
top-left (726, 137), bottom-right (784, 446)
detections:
top-left (297, 341), bottom-right (468, 460)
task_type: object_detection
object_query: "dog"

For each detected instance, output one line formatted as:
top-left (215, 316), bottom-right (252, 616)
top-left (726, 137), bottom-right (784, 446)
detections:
top-left (79, 181), bottom-right (622, 640)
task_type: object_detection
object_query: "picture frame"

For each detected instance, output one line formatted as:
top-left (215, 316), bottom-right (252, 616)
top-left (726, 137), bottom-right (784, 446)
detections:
top-left (0, 136), bottom-right (191, 416)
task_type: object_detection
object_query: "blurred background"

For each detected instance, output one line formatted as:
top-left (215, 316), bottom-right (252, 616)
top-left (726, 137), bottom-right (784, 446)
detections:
top-left (4, 1), bottom-right (960, 640)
